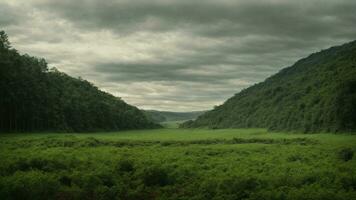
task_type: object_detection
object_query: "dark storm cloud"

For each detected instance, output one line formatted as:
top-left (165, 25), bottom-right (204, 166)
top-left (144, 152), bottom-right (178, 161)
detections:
top-left (1, 0), bottom-right (356, 111)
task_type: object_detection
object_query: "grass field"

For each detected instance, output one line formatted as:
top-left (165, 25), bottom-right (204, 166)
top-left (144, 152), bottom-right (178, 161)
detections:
top-left (0, 128), bottom-right (355, 200)
top-left (160, 120), bottom-right (186, 129)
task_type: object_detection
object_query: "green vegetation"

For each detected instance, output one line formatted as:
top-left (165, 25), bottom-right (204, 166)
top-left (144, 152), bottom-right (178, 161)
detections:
top-left (1, 129), bottom-right (355, 200)
top-left (161, 120), bottom-right (186, 129)
top-left (0, 31), bottom-right (158, 132)
top-left (183, 40), bottom-right (356, 132)
top-left (144, 110), bottom-right (205, 123)
top-left (1, 29), bottom-right (355, 199)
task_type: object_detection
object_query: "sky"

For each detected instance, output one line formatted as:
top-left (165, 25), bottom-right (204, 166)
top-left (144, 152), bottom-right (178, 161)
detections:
top-left (1, 0), bottom-right (356, 111)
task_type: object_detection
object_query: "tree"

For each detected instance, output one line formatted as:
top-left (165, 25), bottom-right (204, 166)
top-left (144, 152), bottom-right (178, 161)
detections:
top-left (0, 31), bottom-right (11, 49)
top-left (0, 30), bottom-right (159, 133)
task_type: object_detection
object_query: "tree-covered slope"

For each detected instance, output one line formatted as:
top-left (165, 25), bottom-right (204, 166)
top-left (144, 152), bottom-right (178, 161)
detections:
top-left (144, 110), bottom-right (205, 123)
top-left (182, 40), bottom-right (356, 132)
top-left (0, 31), bottom-right (158, 132)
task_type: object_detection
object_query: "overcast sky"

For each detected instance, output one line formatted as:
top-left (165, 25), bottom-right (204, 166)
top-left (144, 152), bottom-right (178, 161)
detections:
top-left (1, 0), bottom-right (356, 111)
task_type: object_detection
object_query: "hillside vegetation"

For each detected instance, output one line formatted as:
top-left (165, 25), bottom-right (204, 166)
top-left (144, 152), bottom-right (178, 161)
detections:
top-left (0, 31), bottom-right (158, 132)
top-left (182, 40), bottom-right (356, 132)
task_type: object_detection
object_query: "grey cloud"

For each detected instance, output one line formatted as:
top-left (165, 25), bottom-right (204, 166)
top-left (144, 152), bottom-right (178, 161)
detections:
top-left (94, 54), bottom-right (276, 83)
top-left (0, 3), bottom-right (26, 26)
top-left (98, 80), bottom-right (245, 111)
top-left (35, 0), bottom-right (356, 39)
top-left (1, 0), bottom-right (356, 111)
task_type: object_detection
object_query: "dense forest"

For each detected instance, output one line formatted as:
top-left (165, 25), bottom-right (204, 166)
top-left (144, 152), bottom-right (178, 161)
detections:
top-left (182, 40), bottom-right (356, 132)
top-left (144, 110), bottom-right (205, 123)
top-left (0, 31), bottom-right (158, 132)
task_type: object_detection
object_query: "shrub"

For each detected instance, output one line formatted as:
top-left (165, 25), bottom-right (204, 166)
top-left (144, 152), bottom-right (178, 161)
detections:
top-left (339, 175), bottom-right (356, 190)
top-left (80, 137), bottom-right (102, 147)
top-left (338, 148), bottom-right (354, 162)
top-left (116, 159), bottom-right (134, 173)
top-left (0, 171), bottom-right (60, 200)
top-left (142, 166), bottom-right (173, 187)
top-left (55, 186), bottom-right (82, 200)
top-left (287, 154), bottom-right (305, 162)
top-left (59, 175), bottom-right (72, 186)
top-left (9, 157), bottom-right (67, 173)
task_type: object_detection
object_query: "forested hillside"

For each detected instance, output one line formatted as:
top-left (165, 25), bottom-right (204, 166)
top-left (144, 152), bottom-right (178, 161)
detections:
top-left (144, 110), bottom-right (205, 123)
top-left (0, 31), bottom-right (158, 132)
top-left (182, 40), bottom-right (356, 132)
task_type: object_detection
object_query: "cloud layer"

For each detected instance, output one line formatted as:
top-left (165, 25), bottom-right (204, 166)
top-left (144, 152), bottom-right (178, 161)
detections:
top-left (1, 0), bottom-right (356, 111)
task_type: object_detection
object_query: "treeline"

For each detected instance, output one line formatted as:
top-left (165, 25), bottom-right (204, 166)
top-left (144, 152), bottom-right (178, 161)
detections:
top-left (182, 40), bottom-right (356, 132)
top-left (0, 31), bottom-right (158, 132)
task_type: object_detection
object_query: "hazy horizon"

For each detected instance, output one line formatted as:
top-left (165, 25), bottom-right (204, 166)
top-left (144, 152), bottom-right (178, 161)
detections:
top-left (1, 0), bottom-right (356, 111)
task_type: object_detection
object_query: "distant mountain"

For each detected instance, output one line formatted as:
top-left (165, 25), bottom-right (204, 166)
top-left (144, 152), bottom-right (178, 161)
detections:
top-left (182, 40), bottom-right (356, 132)
top-left (144, 110), bottom-right (206, 123)
top-left (0, 31), bottom-right (159, 132)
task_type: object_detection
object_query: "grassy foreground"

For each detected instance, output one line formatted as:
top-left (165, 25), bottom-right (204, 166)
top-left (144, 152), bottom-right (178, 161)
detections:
top-left (0, 128), bottom-right (355, 200)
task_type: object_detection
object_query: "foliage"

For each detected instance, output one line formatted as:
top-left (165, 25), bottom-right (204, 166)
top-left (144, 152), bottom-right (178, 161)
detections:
top-left (0, 128), bottom-right (355, 199)
top-left (116, 159), bottom-right (135, 173)
top-left (0, 31), bottom-right (159, 132)
top-left (182, 40), bottom-right (356, 132)
top-left (142, 165), bottom-right (172, 187)
top-left (338, 148), bottom-right (354, 162)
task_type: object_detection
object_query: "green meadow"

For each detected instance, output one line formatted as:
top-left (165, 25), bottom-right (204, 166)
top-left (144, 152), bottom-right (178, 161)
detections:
top-left (0, 128), bottom-right (355, 200)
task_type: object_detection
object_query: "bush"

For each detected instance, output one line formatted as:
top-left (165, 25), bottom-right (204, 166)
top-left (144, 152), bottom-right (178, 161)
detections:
top-left (287, 154), bottom-right (305, 162)
top-left (8, 157), bottom-right (68, 173)
top-left (116, 159), bottom-right (134, 173)
top-left (219, 176), bottom-right (261, 199)
top-left (142, 166), bottom-right (173, 187)
top-left (0, 171), bottom-right (60, 200)
top-left (59, 175), bottom-right (72, 186)
top-left (338, 148), bottom-right (354, 161)
top-left (339, 175), bottom-right (356, 190)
